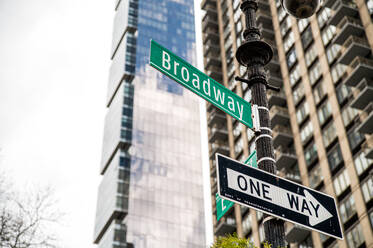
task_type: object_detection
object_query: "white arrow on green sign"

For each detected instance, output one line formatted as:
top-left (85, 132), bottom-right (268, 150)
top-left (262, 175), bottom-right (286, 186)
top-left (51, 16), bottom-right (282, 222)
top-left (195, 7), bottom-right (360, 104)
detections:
top-left (150, 40), bottom-right (253, 128)
top-left (216, 151), bottom-right (257, 221)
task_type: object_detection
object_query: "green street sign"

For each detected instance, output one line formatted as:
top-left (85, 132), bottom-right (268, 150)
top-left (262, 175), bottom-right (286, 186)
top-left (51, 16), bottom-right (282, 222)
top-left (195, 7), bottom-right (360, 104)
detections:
top-left (216, 151), bottom-right (257, 221)
top-left (244, 150), bottom-right (257, 168)
top-left (150, 40), bottom-right (253, 128)
top-left (216, 193), bottom-right (235, 221)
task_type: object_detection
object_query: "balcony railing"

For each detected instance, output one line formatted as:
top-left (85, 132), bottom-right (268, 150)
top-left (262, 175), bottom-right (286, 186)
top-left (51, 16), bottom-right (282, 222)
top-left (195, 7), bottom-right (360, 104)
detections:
top-left (331, 0), bottom-right (357, 10)
top-left (268, 89), bottom-right (286, 108)
top-left (339, 36), bottom-right (370, 65)
top-left (210, 143), bottom-right (230, 158)
top-left (356, 102), bottom-right (373, 134)
top-left (201, 0), bottom-right (216, 10)
top-left (273, 125), bottom-right (292, 136)
top-left (284, 171), bottom-right (301, 183)
top-left (334, 16), bottom-right (364, 45)
top-left (350, 79), bottom-right (373, 110)
top-left (343, 35), bottom-right (369, 50)
top-left (362, 135), bottom-right (373, 159)
top-left (350, 56), bottom-right (373, 70)
top-left (215, 216), bottom-right (236, 236)
top-left (273, 125), bottom-right (293, 148)
top-left (270, 105), bottom-right (288, 117)
top-left (202, 14), bottom-right (218, 31)
top-left (344, 57), bottom-right (373, 86)
top-left (275, 146), bottom-right (297, 170)
top-left (337, 16), bottom-right (362, 30)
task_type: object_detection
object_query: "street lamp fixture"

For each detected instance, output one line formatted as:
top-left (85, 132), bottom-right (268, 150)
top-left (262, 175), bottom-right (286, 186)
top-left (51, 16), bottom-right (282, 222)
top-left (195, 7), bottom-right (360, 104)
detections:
top-left (281, 0), bottom-right (321, 19)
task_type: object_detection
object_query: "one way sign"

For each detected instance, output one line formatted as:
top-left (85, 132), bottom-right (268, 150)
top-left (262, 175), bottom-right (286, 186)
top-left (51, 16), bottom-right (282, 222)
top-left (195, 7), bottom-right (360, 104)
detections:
top-left (216, 154), bottom-right (343, 239)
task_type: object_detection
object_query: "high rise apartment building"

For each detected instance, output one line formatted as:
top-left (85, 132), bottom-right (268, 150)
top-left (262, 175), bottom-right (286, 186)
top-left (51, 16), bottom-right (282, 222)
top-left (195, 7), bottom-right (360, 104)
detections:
top-left (201, 0), bottom-right (373, 247)
top-left (93, 0), bottom-right (206, 247)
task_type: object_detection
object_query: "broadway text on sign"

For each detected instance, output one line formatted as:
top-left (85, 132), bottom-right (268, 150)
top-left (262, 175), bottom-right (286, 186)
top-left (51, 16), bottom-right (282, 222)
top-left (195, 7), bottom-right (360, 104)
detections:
top-left (150, 40), bottom-right (253, 128)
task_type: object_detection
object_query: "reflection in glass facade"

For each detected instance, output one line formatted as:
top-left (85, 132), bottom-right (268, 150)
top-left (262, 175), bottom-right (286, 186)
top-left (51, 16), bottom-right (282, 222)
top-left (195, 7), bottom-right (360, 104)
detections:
top-left (94, 0), bottom-right (205, 247)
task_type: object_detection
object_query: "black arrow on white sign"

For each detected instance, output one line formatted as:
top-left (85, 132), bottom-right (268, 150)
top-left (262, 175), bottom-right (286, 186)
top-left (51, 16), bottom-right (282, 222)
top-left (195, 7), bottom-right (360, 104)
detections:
top-left (216, 153), bottom-right (343, 240)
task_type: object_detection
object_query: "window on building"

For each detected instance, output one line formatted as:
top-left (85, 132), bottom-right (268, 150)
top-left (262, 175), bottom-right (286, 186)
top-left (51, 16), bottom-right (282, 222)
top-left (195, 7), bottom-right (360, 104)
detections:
top-left (298, 18), bottom-right (310, 33)
top-left (226, 49), bottom-right (234, 63)
top-left (244, 88), bottom-right (251, 102)
top-left (280, 15), bottom-right (292, 36)
top-left (326, 44), bottom-right (341, 64)
top-left (277, 7), bottom-right (287, 22)
top-left (236, 21), bottom-right (242, 34)
top-left (328, 144), bottom-right (343, 172)
top-left (284, 32), bottom-right (295, 53)
top-left (336, 84), bottom-right (352, 105)
top-left (293, 83), bottom-right (305, 105)
top-left (296, 101), bottom-right (310, 124)
top-left (322, 25), bottom-right (337, 46)
top-left (234, 9), bottom-right (241, 22)
top-left (333, 169), bottom-right (350, 196)
top-left (318, 7), bottom-right (332, 28)
top-left (257, 210), bottom-right (263, 221)
top-left (300, 121), bottom-right (313, 144)
top-left (236, 34), bottom-right (242, 47)
top-left (346, 224), bottom-right (365, 248)
top-left (342, 107), bottom-right (359, 127)
top-left (242, 213), bottom-right (252, 235)
top-left (287, 48), bottom-right (297, 68)
top-left (367, 0), bottom-right (373, 19)
top-left (354, 152), bottom-right (372, 176)
top-left (304, 141), bottom-right (318, 166)
top-left (305, 44), bottom-right (317, 66)
top-left (331, 64), bottom-right (347, 84)
top-left (348, 129), bottom-right (365, 151)
top-left (301, 26), bottom-right (313, 49)
top-left (361, 178), bottom-right (373, 203)
top-left (239, 65), bottom-right (246, 77)
top-left (318, 100), bottom-right (332, 125)
top-left (240, 205), bottom-right (249, 215)
top-left (309, 61), bottom-right (322, 85)
top-left (259, 224), bottom-right (265, 243)
top-left (320, 233), bottom-right (328, 243)
top-left (290, 64), bottom-right (301, 86)
top-left (249, 140), bottom-right (255, 154)
top-left (233, 0), bottom-right (240, 10)
top-left (247, 128), bottom-right (254, 142)
top-left (339, 194), bottom-right (356, 224)
top-left (309, 165), bottom-right (323, 188)
top-left (313, 81), bottom-right (326, 104)
top-left (235, 137), bottom-right (243, 155)
top-left (233, 122), bottom-right (241, 138)
top-left (323, 123), bottom-right (337, 147)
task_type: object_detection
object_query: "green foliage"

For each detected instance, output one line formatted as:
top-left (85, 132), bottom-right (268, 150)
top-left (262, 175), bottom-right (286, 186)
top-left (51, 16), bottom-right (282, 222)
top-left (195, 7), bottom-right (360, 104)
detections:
top-left (211, 234), bottom-right (283, 248)
top-left (211, 234), bottom-right (255, 248)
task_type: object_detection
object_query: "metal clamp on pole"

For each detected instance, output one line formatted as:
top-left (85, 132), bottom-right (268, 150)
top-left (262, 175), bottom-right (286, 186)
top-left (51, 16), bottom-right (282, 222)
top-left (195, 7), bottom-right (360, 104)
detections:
top-left (251, 104), bottom-right (261, 133)
top-left (235, 76), bottom-right (280, 92)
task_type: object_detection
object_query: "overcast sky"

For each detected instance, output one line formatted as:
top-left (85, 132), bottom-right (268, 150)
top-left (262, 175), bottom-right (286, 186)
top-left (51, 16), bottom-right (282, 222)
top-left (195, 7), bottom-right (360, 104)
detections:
top-left (0, 0), bottom-right (211, 247)
top-left (0, 0), bottom-right (112, 247)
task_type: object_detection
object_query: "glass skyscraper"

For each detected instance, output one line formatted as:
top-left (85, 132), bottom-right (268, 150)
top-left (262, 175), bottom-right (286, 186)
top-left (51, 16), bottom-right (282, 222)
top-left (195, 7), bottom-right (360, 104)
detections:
top-left (94, 0), bottom-right (206, 248)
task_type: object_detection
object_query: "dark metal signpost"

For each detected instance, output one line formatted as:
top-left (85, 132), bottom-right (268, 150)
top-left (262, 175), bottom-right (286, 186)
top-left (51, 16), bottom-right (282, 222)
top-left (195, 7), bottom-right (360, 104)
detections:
top-left (216, 153), bottom-right (343, 240)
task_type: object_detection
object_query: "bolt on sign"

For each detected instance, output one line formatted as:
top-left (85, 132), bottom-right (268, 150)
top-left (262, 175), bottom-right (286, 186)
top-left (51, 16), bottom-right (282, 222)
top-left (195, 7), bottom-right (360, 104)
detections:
top-left (150, 40), bottom-right (253, 129)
